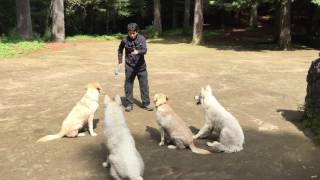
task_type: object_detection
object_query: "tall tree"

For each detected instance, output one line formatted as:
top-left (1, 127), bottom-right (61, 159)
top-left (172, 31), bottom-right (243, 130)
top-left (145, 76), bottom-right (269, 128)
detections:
top-left (52, 0), bottom-right (65, 42)
top-left (249, 2), bottom-right (258, 29)
top-left (172, 0), bottom-right (177, 28)
top-left (192, 0), bottom-right (203, 44)
top-left (183, 0), bottom-right (191, 31)
top-left (309, 5), bottom-right (320, 36)
top-left (44, 1), bottom-right (53, 38)
top-left (279, 0), bottom-right (291, 50)
top-left (154, 0), bottom-right (162, 33)
top-left (16, 0), bottom-right (33, 39)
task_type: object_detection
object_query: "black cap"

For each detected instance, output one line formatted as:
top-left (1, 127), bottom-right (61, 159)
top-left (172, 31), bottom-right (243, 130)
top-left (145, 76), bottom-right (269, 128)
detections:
top-left (127, 23), bottom-right (139, 32)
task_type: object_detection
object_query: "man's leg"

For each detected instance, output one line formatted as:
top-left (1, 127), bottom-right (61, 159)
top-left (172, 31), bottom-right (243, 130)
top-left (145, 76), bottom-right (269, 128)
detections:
top-left (137, 69), bottom-right (152, 110)
top-left (125, 66), bottom-right (136, 110)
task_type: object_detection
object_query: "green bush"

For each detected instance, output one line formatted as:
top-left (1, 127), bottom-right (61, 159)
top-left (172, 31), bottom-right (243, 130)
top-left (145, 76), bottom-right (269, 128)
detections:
top-left (300, 98), bottom-right (320, 142)
top-left (162, 28), bottom-right (192, 37)
top-left (142, 25), bottom-right (159, 38)
top-left (203, 29), bottom-right (224, 38)
top-left (43, 29), bottom-right (52, 42)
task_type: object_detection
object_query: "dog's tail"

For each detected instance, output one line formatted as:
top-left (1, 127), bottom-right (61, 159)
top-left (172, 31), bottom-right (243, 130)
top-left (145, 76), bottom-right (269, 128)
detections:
top-left (189, 143), bottom-right (211, 155)
top-left (37, 132), bottom-right (64, 142)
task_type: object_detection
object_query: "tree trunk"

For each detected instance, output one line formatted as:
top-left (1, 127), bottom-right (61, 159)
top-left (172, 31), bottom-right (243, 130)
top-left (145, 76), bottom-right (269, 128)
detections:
top-left (192, 0), bottom-right (203, 45)
top-left (172, 0), bottom-right (177, 29)
top-left (249, 2), bottom-right (258, 29)
top-left (52, 0), bottom-right (65, 42)
top-left (183, 0), bottom-right (191, 31)
top-left (44, 1), bottom-right (53, 37)
top-left (153, 0), bottom-right (162, 33)
top-left (310, 6), bottom-right (320, 36)
top-left (279, 0), bottom-right (291, 50)
top-left (233, 10), bottom-right (240, 27)
top-left (106, 10), bottom-right (110, 34)
top-left (15, 0), bottom-right (33, 39)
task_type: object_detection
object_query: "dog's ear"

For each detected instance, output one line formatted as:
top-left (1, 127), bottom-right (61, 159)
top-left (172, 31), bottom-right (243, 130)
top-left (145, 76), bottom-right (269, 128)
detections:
top-left (104, 95), bottom-right (111, 105)
top-left (201, 87), bottom-right (205, 95)
top-left (114, 95), bottom-right (122, 106)
top-left (206, 85), bottom-right (212, 93)
top-left (96, 83), bottom-right (102, 93)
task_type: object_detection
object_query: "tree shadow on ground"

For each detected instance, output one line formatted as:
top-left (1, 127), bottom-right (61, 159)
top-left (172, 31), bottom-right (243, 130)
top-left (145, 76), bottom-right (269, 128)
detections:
top-left (277, 109), bottom-right (318, 144)
top-left (78, 126), bottom-right (320, 180)
top-left (149, 37), bottom-right (314, 52)
top-left (148, 27), bottom-right (315, 52)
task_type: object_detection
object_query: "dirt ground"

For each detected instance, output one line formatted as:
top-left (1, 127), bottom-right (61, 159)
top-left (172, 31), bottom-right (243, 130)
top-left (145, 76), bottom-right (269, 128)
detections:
top-left (0, 40), bottom-right (320, 180)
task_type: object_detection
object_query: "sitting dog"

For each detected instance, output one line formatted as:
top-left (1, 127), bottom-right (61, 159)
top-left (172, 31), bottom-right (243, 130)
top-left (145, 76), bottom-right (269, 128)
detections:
top-left (37, 82), bottom-right (102, 142)
top-left (153, 93), bottom-right (211, 155)
top-left (194, 85), bottom-right (244, 153)
top-left (102, 95), bottom-right (144, 180)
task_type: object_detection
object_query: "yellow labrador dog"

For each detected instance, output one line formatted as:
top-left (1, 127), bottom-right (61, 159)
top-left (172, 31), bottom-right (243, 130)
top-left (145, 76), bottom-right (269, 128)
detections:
top-left (37, 82), bottom-right (102, 142)
top-left (154, 93), bottom-right (211, 155)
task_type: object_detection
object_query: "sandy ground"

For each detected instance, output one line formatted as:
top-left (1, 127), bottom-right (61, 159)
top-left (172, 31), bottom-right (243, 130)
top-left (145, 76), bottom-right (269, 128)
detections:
top-left (0, 40), bottom-right (320, 180)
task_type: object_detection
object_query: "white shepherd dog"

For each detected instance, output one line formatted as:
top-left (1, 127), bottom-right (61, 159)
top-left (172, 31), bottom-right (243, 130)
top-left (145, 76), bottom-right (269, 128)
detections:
top-left (194, 85), bottom-right (244, 153)
top-left (102, 95), bottom-right (144, 180)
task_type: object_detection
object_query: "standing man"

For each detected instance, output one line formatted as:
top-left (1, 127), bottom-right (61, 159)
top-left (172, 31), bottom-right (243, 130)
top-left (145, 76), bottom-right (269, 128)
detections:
top-left (118, 23), bottom-right (153, 112)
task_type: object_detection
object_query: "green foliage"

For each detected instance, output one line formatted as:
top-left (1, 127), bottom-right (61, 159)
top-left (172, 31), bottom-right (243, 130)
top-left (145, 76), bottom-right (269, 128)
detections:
top-left (113, 0), bottom-right (132, 17)
top-left (0, 0), bottom-right (15, 34)
top-left (209, 0), bottom-right (254, 10)
top-left (312, 0), bottom-right (320, 6)
top-left (208, 0), bottom-right (271, 10)
top-left (142, 25), bottom-right (159, 38)
top-left (0, 36), bottom-right (45, 58)
top-left (129, 0), bottom-right (147, 16)
top-left (42, 29), bottom-right (52, 42)
top-left (64, 0), bottom-right (139, 34)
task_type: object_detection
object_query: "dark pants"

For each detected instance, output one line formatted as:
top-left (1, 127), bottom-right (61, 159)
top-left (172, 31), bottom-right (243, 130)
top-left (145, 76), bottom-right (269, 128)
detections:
top-left (125, 65), bottom-right (150, 107)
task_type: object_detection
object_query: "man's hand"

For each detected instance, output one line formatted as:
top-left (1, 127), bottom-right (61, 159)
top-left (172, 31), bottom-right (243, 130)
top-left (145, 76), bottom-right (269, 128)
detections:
top-left (118, 63), bottom-right (124, 71)
top-left (131, 49), bottom-right (139, 55)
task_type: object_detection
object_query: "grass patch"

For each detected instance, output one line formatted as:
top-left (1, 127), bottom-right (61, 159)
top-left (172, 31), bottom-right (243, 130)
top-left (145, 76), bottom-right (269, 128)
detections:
top-left (203, 29), bottom-right (224, 38)
top-left (66, 34), bottom-right (124, 41)
top-left (0, 36), bottom-right (45, 58)
top-left (299, 99), bottom-right (320, 143)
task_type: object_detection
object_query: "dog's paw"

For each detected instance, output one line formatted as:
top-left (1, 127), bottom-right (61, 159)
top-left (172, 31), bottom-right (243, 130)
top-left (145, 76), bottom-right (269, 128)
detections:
top-left (206, 141), bottom-right (215, 147)
top-left (167, 145), bottom-right (177, 149)
top-left (78, 133), bottom-right (86, 137)
top-left (158, 141), bottom-right (165, 146)
top-left (207, 141), bottom-right (220, 147)
top-left (102, 161), bottom-right (109, 168)
top-left (90, 132), bottom-right (98, 136)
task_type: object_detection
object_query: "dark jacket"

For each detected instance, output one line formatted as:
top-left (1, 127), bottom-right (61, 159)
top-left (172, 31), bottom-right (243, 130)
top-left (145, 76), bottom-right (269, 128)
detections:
top-left (118, 34), bottom-right (147, 71)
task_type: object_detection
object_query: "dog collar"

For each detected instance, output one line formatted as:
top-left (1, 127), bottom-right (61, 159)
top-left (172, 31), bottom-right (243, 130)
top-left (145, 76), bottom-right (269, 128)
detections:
top-left (84, 94), bottom-right (99, 102)
top-left (155, 102), bottom-right (167, 108)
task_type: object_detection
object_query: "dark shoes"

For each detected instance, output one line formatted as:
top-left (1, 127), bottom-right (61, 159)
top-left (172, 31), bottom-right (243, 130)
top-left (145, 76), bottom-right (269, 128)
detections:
top-left (125, 104), bottom-right (154, 112)
top-left (143, 104), bottom-right (154, 111)
top-left (125, 105), bottom-right (133, 112)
